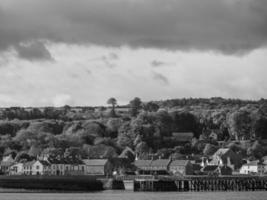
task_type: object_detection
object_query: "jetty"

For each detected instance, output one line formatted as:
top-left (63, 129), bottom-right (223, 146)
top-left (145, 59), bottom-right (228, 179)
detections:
top-left (117, 175), bottom-right (267, 192)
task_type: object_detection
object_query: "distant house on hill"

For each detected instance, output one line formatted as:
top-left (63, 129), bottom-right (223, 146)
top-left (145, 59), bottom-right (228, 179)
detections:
top-left (169, 160), bottom-right (193, 175)
top-left (83, 159), bottom-right (113, 176)
top-left (171, 132), bottom-right (194, 143)
top-left (210, 148), bottom-right (242, 169)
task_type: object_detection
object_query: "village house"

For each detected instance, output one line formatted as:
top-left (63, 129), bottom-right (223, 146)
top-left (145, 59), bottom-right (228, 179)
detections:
top-left (23, 160), bottom-right (36, 175)
top-left (48, 157), bottom-right (85, 176)
top-left (134, 160), bottom-right (152, 174)
top-left (9, 163), bottom-right (24, 175)
top-left (209, 148), bottom-right (242, 169)
top-left (31, 160), bottom-right (51, 175)
top-left (218, 165), bottom-right (232, 175)
top-left (149, 159), bottom-right (171, 172)
top-left (169, 160), bottom-right (193, 175)
top-left (239, 161), bottom-right (265, 175)
top-left (0, 154), bottom-right (15, 175)
top-left (134, 159), bottom-right (171, 175)
top-left (83, 159), bottom-right (113, 176)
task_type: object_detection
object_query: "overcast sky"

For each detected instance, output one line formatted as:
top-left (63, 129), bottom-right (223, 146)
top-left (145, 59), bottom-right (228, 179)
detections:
top-left (0, 0), bottom-right (267, 107)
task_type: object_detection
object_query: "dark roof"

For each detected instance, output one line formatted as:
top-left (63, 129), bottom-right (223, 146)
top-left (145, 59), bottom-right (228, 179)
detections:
top-left (169, 160), bottom-right (190, 167)
top-left (23, 160), bottom-right (36, 167)
top-left (192, 164), bottom-right (202, 171)
top-left (38, 160), bottom-right (50, 166)
top-left (82, 159), bottom-right (108, 166)
top-left (0, 161), bottom-right (14, 167)
top-left (48, 157), bottom-right (84, 165)
top-left (202, 165), bottom-right (218, 172)
top-left (150, 159), bottom-right (171, 167)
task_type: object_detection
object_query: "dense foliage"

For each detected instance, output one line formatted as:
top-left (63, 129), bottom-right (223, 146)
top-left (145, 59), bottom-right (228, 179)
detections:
top-left (0, 97), bottom-right (267, 161)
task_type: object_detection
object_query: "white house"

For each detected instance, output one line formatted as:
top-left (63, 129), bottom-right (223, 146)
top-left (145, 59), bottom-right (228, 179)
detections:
top-left (31, 160), bottom-right (51, 175)
top-left (9, 163), bottom-right (24, 175)
top-left (239, 161), bottom-right (265, 175)
top-left (23, 160), bottom-right (36, 175)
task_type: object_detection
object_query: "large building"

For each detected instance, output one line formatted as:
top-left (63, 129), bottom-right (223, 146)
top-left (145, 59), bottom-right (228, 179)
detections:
top-left (83, 159), bottom-right (113, 176)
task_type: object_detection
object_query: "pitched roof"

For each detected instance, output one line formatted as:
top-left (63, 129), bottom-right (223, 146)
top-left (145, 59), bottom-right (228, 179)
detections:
top-left (202, 165), bottom-right (218, 172)
top-left (0, 160), bottom-right (14, 167)
top-left (150, 159), bottom-right (171, 167)
top-left (213, 148), bottom-right (230, 157)
top-left (134, 160), bottom-right (152, 167)
top-left (23, 160), bottom-right (36, 167)
top-left (169, 160), bottom-right (190, 167)
top-left (38, 160), bottom-right (51, 166)
top-left (244, 160), bottom-right (264, 166)
top-left (82, 159), bottom-right (108, 166)
top-left (48, 157), bottom-right (84, 165)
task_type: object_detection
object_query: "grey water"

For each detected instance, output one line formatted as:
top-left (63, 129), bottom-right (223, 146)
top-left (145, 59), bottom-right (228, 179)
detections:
top-left (0, 191), bottom-right (266, 200)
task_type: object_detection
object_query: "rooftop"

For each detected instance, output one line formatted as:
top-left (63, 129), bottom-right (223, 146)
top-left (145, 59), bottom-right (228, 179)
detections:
top-left (82, 159), bottom-right (108, 166)
top-left (169, 160), bottom-right (190, 167)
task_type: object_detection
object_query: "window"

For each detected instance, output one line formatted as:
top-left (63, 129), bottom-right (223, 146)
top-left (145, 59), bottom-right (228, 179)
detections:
top-left (36, 165), bottom-right (40, 170)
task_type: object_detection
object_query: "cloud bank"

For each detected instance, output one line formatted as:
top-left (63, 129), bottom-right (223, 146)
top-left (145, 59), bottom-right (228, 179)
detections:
top-left (0, 0), bottom-right (267, 55)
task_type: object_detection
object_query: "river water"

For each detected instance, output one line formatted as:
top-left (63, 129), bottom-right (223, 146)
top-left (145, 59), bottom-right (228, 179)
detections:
top-left (0, 191), bottom-right (266, 200)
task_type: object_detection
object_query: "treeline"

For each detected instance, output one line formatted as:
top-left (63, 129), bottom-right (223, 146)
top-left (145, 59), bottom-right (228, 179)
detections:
top-left (0, 97), bottom-right (267, 163)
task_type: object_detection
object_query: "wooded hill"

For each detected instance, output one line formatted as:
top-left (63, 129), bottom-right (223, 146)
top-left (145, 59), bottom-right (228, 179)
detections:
top-left (0, 97), bottom-right (267, 162)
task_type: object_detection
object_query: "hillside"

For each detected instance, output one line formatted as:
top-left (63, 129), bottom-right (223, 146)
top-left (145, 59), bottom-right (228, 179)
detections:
top-left (0, 97), bottom-right (267, 162)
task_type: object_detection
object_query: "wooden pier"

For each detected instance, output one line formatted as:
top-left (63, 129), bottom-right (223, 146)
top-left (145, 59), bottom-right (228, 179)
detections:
top-left (131, 175), bottom-right (267, 192)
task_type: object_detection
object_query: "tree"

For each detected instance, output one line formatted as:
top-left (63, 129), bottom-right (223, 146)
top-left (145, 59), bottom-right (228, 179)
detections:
top-left (129, 97), bottom-right (142, 117)
top-left (142, 102), bottom-right (159, 112)
top-left (228, 109), bottom-right (252, 140)
top-left (107, 97), bottom-right (117, 117)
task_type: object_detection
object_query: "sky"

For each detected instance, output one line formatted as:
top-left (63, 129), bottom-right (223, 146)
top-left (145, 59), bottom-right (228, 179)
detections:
top-left (0, 0), bottom-right (267, 107)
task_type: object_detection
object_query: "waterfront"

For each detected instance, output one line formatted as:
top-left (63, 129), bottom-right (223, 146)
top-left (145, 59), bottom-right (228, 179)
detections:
top-left (0, 191), bottom-right (266, 200)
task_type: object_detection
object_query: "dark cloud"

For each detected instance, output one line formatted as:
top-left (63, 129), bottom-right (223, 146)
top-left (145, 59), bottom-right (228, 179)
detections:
top-left (16, 41), bottom-right (53, 61)
top-left (0, 0), bottom-right (267, 54)
top-left (152, 71), bottom-right (169, 85)
top-left (151, 60), bottom-right (172, 67)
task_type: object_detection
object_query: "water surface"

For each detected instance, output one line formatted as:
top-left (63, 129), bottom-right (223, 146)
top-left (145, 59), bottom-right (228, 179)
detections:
top-left (0, 191), bottom-right (266, 200)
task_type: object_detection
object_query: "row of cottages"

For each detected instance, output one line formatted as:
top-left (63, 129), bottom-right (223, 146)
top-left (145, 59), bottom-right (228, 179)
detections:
top-left (48, 157), bottom-right (85, 175)
top-left (134, 159), bottom-right (194, 175)
top-left (8, 158), bottom-right (112, 176)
